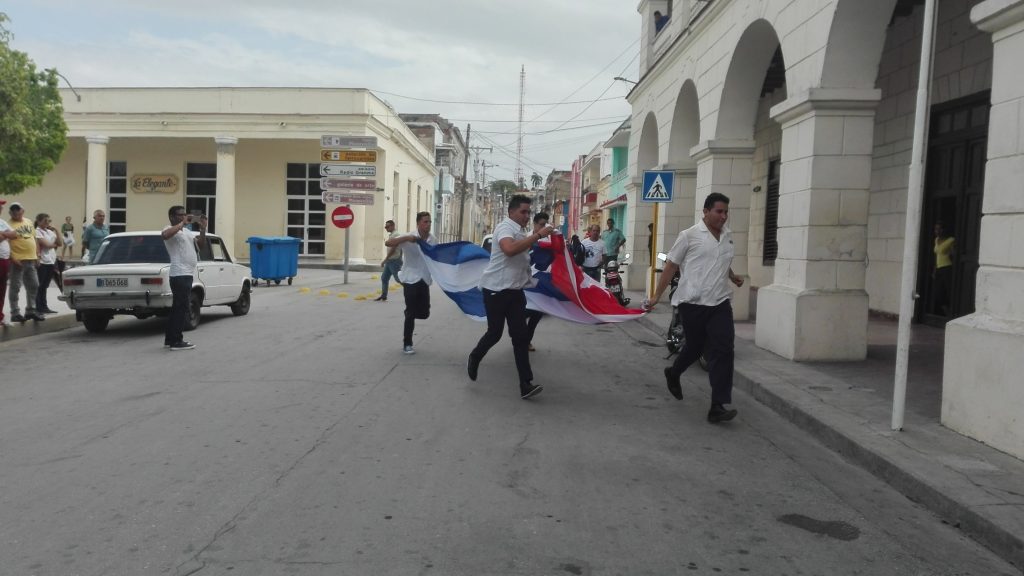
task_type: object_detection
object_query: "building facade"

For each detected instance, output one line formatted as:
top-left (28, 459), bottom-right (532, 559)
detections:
top-left (625, 0), bottom-right (1024, 459)
top-left (16, 88), bottom-right (436, 263)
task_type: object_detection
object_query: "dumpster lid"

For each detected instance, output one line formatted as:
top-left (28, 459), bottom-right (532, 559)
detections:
top-left (246, 236), bottom-right (302, 244)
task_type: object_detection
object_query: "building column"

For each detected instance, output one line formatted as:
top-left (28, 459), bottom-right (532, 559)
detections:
top-left (214, 136), bottom-right (238, 255)
top-left (623, 177), bottom-right (653, 290)
top-left (754, 90), bottom-right (880, 360)
top-left (691, 140), bottom-right (756, 320)
top-left (85, 136), bottom-right (110, 218)
top-left (942, 0), bottom-right (1024, 460)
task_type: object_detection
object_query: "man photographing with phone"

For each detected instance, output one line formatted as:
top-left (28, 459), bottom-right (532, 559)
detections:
top-left (161, 205), bottom-right (207, 351)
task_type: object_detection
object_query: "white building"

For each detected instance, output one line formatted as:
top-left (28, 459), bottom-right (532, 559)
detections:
top-left (16, 87), bottom-right (436, 262)
top-left (625, 0), bottom-right (1024, 459)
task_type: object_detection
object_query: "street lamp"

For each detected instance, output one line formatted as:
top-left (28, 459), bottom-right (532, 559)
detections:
top-left (613, 76), bottom-right (638, 85)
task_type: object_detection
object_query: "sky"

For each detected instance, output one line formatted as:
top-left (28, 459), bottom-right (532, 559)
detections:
top-left (4, 0), bottom-right (639, 185)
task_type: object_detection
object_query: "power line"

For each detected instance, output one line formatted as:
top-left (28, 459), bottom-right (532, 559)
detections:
top-left (476, 119), bottom-right (623, 136)
top-left (446, 114), bottom-right (626, 124)
top-left (371, 89), bottom-right (627, 107)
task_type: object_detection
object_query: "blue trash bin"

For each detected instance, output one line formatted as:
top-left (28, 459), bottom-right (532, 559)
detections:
top-left (246, 236), bottom-right (300, 286)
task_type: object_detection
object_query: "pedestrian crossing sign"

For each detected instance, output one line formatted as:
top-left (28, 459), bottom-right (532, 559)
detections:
top-left (642, 170), bottom-right (673, 203)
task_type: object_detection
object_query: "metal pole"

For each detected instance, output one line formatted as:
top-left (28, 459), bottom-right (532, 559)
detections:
top-left (649, 203), bottom-right (659, 299)
top-left (457, 124), bottom-right (471, 240)
top-left (343, 207), bottom-right (350, 285)
top-left (893, 0), bottom-right (938, 431)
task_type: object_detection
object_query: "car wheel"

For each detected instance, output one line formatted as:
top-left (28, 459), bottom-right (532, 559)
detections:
top-left (274, 279), bottom-right (281, 285)
top-left (184, 291), bottom-right (202, 331)
top-left (82, 311), bottom-right (110, 333)
top-left (287, 277), bottom-right (293, 286)
top-left (230, 287), bottom-right (251, 316)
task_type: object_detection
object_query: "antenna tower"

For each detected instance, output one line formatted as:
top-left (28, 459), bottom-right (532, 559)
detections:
top-left (515, 65), bottom-right (525, 189)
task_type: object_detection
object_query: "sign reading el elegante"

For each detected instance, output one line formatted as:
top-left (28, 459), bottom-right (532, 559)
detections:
top-left (131, 174), bottom-right (179, 194)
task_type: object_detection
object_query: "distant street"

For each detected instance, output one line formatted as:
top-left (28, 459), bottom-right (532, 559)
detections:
top-left (0, 269), bottom-right (1015, 576)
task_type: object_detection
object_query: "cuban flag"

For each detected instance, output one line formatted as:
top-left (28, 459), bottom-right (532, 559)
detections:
top-left (418, 234), bottom-right (645, 324)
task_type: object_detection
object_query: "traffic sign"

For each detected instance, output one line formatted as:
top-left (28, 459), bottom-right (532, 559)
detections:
top-left (331, 205), bottom-right (355, 229)
top-left (323, 191), bottom-right (375, 206)
top-left (320, 177), bottom-right (377, 191)
top-left (321, 135), bottom-right (377, 149)
top-left (641, 170), bottom-right (674, 203)
top-left (320, 163), bottom-right (377, 177)
top-left (321, 150), bottom-right (377, 163)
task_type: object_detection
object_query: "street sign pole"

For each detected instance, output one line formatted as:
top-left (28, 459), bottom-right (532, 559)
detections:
top-left (650, 203), bottom-right (659, 299)
top-left (343, 210), bottom-right (350, 285)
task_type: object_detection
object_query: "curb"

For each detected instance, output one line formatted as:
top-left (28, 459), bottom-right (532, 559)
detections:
top-left (633, 313), bottom-right (1023, 570)
top-left (1, 313), bottom-right (81, 343)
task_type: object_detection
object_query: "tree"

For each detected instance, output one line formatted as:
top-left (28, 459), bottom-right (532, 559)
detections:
top-left (530, 172), bottom-right (542, 189)
top-left (0, 13), bottom-right (68, 196)
top-left (489, 179), bottom-right (518, 196)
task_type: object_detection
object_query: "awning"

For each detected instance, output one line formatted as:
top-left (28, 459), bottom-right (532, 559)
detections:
top-left (600, 193), bottom-right (627, 209)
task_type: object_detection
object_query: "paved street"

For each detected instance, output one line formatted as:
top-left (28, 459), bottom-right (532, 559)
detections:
top-left (0, 270), bottom-right (1016, 576)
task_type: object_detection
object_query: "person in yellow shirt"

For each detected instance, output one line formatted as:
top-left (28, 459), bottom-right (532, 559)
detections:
top-left (6, 202), bottom-right (45, 323)
top-left (933, 221), bottom-right (955, 316)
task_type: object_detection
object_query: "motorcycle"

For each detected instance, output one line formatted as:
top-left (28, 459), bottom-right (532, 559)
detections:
top-left (658, 252), bottom-right (708, 371)
top-left (604, 253), bottom-right (630, 307)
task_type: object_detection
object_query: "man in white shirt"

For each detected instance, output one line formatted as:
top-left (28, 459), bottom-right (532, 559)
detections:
top-left (384, 212), bottom-right (436, 354)
top-left (467, 195), bottom-right (554, 399)
top-left (581, 224), bottom-right (605, 280)
top-left (647, 193), bottom-right (744, 423)
top-left (375, 219), bottom-right (403, 302)
top-left (161, 205), bottom-right (206, 351)
top-left (0, 199), bottom-right (18, 326)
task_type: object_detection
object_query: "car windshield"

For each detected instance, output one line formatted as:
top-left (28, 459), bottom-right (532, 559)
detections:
top-left (92, 236), bottom-right (170, 265)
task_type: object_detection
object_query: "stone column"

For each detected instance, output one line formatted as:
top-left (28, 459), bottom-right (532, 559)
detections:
top-left (214, 136), bottom-right (238, 255)
top-left (691, 140), bottom-right (756, 320)
top-left (754, 89), bottom-right (879, 360)
top-left (942, 0), bottom-right (1024, 460)
top-left (85, 136), bottom-right (110, 218)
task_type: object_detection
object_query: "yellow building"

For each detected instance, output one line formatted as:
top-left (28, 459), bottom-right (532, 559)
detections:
top-left (16, 87), bottom-right (437, 263)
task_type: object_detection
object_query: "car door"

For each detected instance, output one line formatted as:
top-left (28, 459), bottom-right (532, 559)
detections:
top-left (196, 237), bottom-right (228, 303)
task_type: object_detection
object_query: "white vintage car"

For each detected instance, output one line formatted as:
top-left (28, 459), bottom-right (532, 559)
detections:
top-left (59, 231), bottom-right (252, 333)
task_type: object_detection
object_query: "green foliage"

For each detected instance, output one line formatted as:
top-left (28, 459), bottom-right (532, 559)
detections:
top-left (489, 179), bottom-right (518, 195)
top-left (0, 13), bottom-right (68, 196)
top-left (530, 172), bottom-right (542, 188)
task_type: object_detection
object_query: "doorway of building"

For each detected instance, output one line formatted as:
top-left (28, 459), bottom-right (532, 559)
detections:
top-left (185, 162), bottom-right (217, 235)
top-left (917, 92), bottom-right (988, 326)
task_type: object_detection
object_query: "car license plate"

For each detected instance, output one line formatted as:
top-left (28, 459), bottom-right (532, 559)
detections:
top-left (98, 278), bottom-right (129, 288)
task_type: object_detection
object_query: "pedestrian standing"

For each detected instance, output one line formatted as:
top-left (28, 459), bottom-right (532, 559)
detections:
top-left (384, 212), bottom-right (436, 354)
top-left (647, 193), bottom-right (744, 423)
top-left (6, 202), bottom-right (44, 323)
top-left (161, 205), bottom-right (207, 351)
top-left (602, 218), bottom-right (626, 268)
top-left (375, 219), bottom-right (402, 302)
top-left (581, 224), bottom-right (606, 281)
top-left (60, 216), bottom-right (75, 261)
top-left (467, 195), bottom-right (554, 399)
top-left (34, 213), bottom-right (62, 314)
top-left (81, 209), bottom-right (109, 263)
top-left (0, 199), bottom-right (18, 326)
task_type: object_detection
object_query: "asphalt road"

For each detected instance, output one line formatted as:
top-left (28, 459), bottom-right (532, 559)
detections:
top-left (0, 270), bottom-right (1016, 576)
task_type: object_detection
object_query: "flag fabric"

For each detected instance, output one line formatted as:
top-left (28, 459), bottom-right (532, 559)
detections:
top-left (418, 235), bottom-right (645, 324)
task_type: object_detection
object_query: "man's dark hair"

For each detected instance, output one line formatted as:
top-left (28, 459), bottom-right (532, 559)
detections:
top-left (415, 211), bottom-right (431, 223)
top-left (703, 193), bottom-right (730, 210)
top-left (533, 212), bottom-right (549, 224)
top-left (607, 218), bottom-right (615, 226)
top-left (385, 219), bottom-right (395, 226)
top-left (508, 194), bottom-right (532, 212)
top-left (168, 205), bottom-right (185, 218)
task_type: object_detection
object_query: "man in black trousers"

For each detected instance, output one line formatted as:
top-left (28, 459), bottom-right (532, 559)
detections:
top-left (647, 192), bottom-right (744, 423)
top-left (467, 195), bottom-right (554, 399)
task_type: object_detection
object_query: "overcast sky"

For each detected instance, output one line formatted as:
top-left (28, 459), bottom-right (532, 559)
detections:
top-left (5, 0), bottom-right (639, 184)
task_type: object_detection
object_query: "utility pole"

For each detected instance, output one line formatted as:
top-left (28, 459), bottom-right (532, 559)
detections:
top-left (467, 144), bottom-right (492, 241)
top-left (515, 65), bottom-right (525, 189)
top-left (457, 124), bottom-right (471, 240)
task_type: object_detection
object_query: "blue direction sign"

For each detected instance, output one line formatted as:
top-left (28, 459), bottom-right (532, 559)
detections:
top-left (641, 170), bottom-right (674, 203)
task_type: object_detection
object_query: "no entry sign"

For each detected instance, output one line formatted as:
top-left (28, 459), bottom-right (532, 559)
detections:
top-left (331, 205), bottom-right (355, 229)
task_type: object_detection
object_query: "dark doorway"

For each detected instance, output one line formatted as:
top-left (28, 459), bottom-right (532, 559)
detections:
top-left (917, 92), bottom-right (989, 326)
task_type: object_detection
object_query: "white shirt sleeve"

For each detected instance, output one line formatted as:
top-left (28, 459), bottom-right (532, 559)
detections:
top-left (666, 229), bottom-right (689, 266)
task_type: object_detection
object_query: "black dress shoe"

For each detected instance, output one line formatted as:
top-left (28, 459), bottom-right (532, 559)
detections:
top-left (664, 367), bottom-right (682, 400)
top-left (11, 314), bottom-right (25, 323)
top-left (467, 354), bottom-right (480, 381)
top-left (707, 404), bottom-right (738, 423)
top-left (27, 313), bottom-right (46, 322)
top-left (520, 383), bottom-right (543, 399)
top-left (373, 295), bottom-right (386, 301)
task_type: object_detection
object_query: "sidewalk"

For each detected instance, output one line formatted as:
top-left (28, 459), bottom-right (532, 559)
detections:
top-left (626, 289), bottom-right (1024, 570)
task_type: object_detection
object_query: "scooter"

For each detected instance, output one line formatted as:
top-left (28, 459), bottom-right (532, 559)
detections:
top-left (658, 252), bottom-right (708, 371)
top-left (604, 253), bottom-right (630, 307)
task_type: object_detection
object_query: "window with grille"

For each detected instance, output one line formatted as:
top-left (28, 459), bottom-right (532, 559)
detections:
top-left (285, 163), bottom-right (326, 256)
top-left (107, 161), bottom-right (127, 234)
top-left (185, 162), bottom-right (217, 234)
top-left (762, 159), bottom-right (780, 266)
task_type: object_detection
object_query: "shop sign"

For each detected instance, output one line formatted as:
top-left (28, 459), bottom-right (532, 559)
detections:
top-left (131, 174), bottom-right (179, 194)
